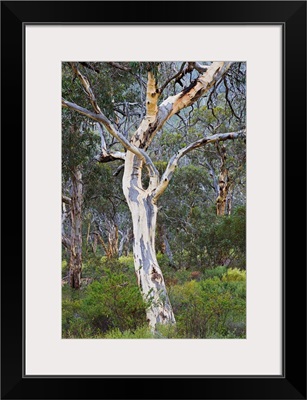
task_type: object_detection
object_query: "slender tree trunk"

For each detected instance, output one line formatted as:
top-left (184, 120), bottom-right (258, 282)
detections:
top-left (94, 221), bottom-right (119, 259)
top-left (107, 221), bottom-right (119, 258)
top-left (69, 167), bottom-right (83, 289)
top-left (216, 145), bottom-right (231, 216)
top-left (226, 186), bottom-right (234, 215)
top-left (123, 153), bottom-right (175, 330)
top-left (91, 233), bottom-right (98, 254)
top-left (216, 169), bottom-right (228, 216)
top-left (118, 228), bottom-right (131, 257)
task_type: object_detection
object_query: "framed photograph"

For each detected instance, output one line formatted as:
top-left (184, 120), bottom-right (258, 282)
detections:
top-left (1, 1), bottom-right (306, 399)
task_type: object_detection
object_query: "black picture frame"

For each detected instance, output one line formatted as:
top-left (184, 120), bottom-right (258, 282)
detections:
top-left (1, 1), bottom-right (306, 399)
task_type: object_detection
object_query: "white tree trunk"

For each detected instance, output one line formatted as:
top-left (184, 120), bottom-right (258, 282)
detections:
top-left (123, 152), bottom-right (175, 330)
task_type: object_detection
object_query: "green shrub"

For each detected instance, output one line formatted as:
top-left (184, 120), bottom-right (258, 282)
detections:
top-left (154, 323), bottom-right (182, 339)
top-left (222, 267), bottom-right (246, 282)
top-left (62, 256), bottom-right (246, 339)
top-left (169, 276), bottom-right (246, 338)
top-left (81, 256), bottom-right (105, 280)
top-left (203, 266), bottom-right (227, 280)
top-left (118, 255), bottom-right (135, 270)
top-left (79, 268), bottom-right (146, 333)
top-left (62, 260), bottom-right (68, 276)
top-left (104, 325), bottom-right (153, 339)
top-left (162, 205), bottom-right (246, 271)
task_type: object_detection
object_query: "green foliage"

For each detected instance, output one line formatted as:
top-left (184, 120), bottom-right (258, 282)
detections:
top-left (203, 266), bottom-right (227, 280)
top-left (62, 258), bottom-right (146, 338)
top-left (62, 260), bottom-right (68, 276)
top-left (104, 325), bottom-right (153, 339)
top-left (161, 204), bottom-right (246, 270)
top-left (154, 323), bottom-right (181, 339)
top-left (62, 286), bottom-right (84, 337)
top-left (62, 256), bottom-right (246, 339)
top-left (222, 267), bottom-right (246, 282)
top-left (205, 206), bottom-right (246, 269)
top-left (168, 275), bottom-right (246, 338)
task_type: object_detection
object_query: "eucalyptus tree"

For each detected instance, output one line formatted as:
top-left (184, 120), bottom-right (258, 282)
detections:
top-left (62, 62), bottom-right (135, 288)
top-left (62, 61), bottom-right (246, 329)
top-left (62, 116), bottom-right (102, 288)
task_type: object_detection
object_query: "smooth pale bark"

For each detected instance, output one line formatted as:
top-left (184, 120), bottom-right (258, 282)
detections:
top-left (69, 167), bottom-right (83, 289)
top-left (62, 200), bottom-right (71, 249)
top-left (118, 228), bottom-right (131, 257)
top-left (123, 152), bottom-right (175, 329)
top-left (132, 62), bottom-right (233, 150)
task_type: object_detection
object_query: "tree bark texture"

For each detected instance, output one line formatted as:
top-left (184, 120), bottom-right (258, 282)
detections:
top-left (123, 152), bottom-right (175, 329)
top-left (216, 145), bottom-right (231, 216)
top-left (69, 167), bottom-right (83, 289)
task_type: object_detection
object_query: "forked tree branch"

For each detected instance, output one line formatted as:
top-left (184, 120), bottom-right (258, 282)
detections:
top-left (62, 100), bottom-right (158, 180)
top-left (71, 62), bottom-right (103, 115)
top-left (152, 129), bottom-right (246, 203)
top-left (132, 61), bottom-right (234, 150)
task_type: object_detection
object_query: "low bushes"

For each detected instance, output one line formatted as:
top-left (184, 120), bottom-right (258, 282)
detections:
top-left (62, 262), bottom-right (246, 339)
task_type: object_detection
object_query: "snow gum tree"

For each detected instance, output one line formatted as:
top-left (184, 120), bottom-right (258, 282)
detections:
top-left (62, 61), bottom-right (246, 329)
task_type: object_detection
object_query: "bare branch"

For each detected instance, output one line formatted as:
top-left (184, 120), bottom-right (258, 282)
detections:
top-left (62, 98), bottom-right (158, 180)
top-left (94, 151), bottom-right (126, 163)
top-left (108, 62), bottom-right (132, 72)
top-left (132, 61), bottom-right (234, 150)
top-left (159, 62), bottom-right (186, 93)
top-left (79, 62), bottom-right (100, 74)
top-left (224, 75), bottom-right (241, 121)
top-left (193, 62), bottom-right (209, 74)
top-left (71, 63), bottom-right (122, 162)
top-left (113, 164), bottom-right (125, 176)
top-left (153, 129), bottom-right (246, 203)
top-left (62, 195), bottom-right (72, 205)
top-left (62, 98), bottom-right (143, 159)
top-left (95, 122), bottom-right (108, 151)
top-left (70, 62), bottom-right (103, 115)
top-left (62, 236), bottom-right (71, 249)
top-left (159, 62), bottom-right (209, 93)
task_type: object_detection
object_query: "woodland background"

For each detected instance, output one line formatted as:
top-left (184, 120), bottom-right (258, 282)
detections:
top-left (62, 61), bottom-right (246, 339)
